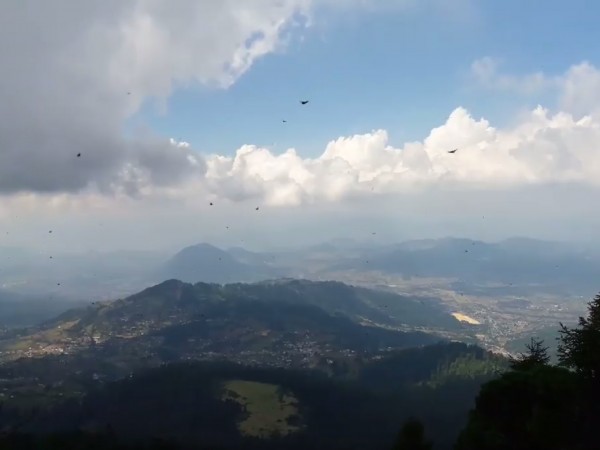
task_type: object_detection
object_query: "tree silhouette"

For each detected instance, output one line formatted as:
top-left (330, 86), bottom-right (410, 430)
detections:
top-left (557, 291), bottom-right (600, 449)
top-left (558, 292), bottom-right (600, 382)
top-left (392, 418), bottom-right (432, 450)
top-left (453, 365), bottom-right (579, 450)
top-left (509, 338), bottom-right (550, 371)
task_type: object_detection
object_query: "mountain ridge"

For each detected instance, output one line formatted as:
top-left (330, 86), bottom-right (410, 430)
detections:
top-left (0, 278), bottom-right (461, 370)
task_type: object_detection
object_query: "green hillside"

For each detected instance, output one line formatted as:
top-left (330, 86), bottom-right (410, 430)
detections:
top-left (0, 279), bottom-right (456, 371)
top-left (0, 341), bottom-right (508, 450)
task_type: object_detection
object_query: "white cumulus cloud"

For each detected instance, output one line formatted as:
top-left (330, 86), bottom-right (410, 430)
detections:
top-left (200, 105), bottom-right (600, 206)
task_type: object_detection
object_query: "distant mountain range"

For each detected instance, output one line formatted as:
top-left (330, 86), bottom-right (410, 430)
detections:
top-left (333, 237), bottom-right (600, 294)
top-left (1, 236), bottom-right (598, 308)
top-left (156, 237), bottom-right (600, 290)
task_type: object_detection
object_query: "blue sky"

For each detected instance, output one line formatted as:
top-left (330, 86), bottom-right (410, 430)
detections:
top-left (133, 0), bottom-right (600, 157)
top-left (4, 0), bottom-right (600, 251)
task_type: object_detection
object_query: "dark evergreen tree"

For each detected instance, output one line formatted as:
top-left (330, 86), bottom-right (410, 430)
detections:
top-left (558, 292), bottom-right (600, 383)
top-left (453, 365), bottom-right (579, 450)
top-left (509, 338), bottom-right (550, 371)
top-left (392, 418), bottom-right (433, 450)
top-left (557, 291), bottom-right (600, 449)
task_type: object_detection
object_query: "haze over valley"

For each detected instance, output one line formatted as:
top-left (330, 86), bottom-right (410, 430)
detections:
top-left (2, 0), bottom-right (600, 448)
top-left (0, 235), bottom-right (594, 357)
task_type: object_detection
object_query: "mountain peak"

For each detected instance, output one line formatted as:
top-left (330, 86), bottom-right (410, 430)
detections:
top-left (177, 243), bottom-right (226, 254)
top-left (162, 243), bottom-right (256, 284)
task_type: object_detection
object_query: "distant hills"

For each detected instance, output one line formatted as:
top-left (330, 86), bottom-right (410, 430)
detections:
top-left (250, 279), bottom-right (462, 330)
top-left (335, 237), bottom-right (600, 294)
top-left (1, 236), bottom-right (598, 304)
top-left (161, 243), bottom-right (260, 283)
top-left (0, 279), bottom-right (464, 371)
top-left (160, 243), bottom-right (292, 284)
top-left (161, 237), bottom-right (600, 295)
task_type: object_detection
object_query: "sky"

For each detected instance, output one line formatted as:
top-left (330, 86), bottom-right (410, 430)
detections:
top-left (1, 0), bottom-right (600, 253)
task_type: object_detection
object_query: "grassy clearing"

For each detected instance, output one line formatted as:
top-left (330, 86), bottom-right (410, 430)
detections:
top-left (451, 312), bottom-right (481, 325)
top-left (222, 380), bottom-right (302, 438)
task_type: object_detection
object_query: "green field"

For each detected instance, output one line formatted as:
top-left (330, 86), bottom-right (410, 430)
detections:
top-left (222, 380), bottom-right (302, 438)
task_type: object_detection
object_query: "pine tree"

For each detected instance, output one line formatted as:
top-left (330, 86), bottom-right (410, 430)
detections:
top-left (557, 291), bottom-right (600, 449)
top-left (509, 337), bottom-right (550, 371)
top-left (557, 292), bottom-right (600, 383)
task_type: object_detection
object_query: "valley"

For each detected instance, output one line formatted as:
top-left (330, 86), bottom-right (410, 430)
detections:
top-left (0, 237), bottom-right (596, 449)
top-left (309, 270), bottom-right (585, 354)
top-left (0, 236), bottom-right (594, 359)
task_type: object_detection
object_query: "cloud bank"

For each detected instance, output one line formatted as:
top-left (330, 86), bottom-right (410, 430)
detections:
top-left (2, 1), bottom-right (600, 218)
top-left (196, 58), bottom-right (600, 207)
top-left (0, 0), bottom-right (312, 195)
top-left (202, 104), bottom-right (600, 206)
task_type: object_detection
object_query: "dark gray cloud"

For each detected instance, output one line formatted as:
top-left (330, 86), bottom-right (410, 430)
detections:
top-left (0, 0), bottom-right (310, 194)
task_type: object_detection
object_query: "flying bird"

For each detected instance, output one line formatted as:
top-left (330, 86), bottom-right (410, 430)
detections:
top-left (209, 202), bottom-right (213, 206)
top-left (282, 119), bottom-right (287, 123)
top-left (448, 148), bottom-right (458, 154)
top-left (77, 153), bottom-right (81, 157)
top-left (300, 100), bottom-right (309, 105)
top-left (255, 207), bottom-right (260, 211)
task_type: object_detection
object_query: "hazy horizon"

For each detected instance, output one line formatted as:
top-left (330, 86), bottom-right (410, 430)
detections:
top-left (3, 184), bottom-right (600, 253)
top-left (1, 229), bottom-right (599, 256)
